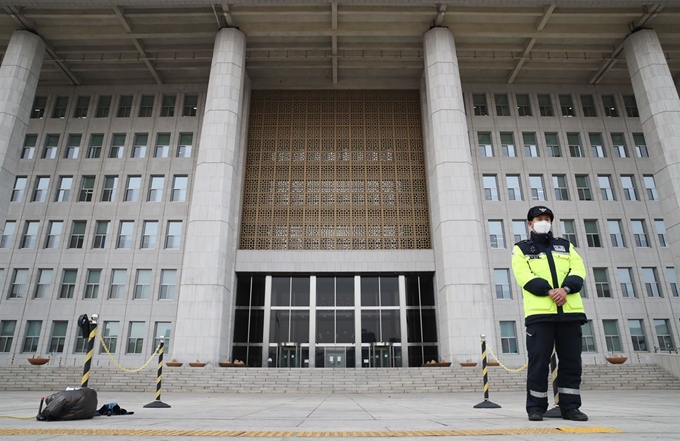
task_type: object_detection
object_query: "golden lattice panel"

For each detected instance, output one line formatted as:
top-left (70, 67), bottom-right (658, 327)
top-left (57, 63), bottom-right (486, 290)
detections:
top-left (240, 90), bottom-right (431, 251)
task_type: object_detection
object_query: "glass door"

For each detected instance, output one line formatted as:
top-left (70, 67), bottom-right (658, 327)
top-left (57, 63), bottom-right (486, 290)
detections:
top-left (324, 347), bottom-right (346, 368)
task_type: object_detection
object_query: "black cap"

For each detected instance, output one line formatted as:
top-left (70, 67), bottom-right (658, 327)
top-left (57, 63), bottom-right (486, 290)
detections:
top-left (527, 206), bottom-right (554, 222)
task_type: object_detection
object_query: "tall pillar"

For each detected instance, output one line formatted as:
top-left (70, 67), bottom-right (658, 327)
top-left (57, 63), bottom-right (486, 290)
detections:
top-left (421, 27), bottom-right (495, 363)
top-left (0, 31), bottom-right (45, 231)
top-left (173, 28), bottom-right (248, 362)
top-left (624, 30), bottom-right (680, 273)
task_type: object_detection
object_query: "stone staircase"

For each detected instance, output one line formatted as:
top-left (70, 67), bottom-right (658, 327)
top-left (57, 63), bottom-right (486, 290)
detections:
top-left (1, 364), bottom-right (678, 394)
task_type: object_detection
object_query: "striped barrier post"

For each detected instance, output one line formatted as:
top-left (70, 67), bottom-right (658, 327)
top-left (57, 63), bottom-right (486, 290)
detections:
top-left (144, 336), bottom-right (171, 408)
top-left (80, 314), bottom-right (98, 388)
top-left (474, 334), bottom-right (501, 409)
top-left (544, 347), bottom-right (561, 418)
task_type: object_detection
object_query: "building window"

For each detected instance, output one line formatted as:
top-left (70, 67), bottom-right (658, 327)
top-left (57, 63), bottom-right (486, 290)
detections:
top-left (148, 176), bottom-right (165, 202)
top-left (523, 132), bottom-right (539, 157)
top-left (618, 267), bottom-right (636, 298)
top-left (101, 176), bottom-right (118, 202)
top-left (537, 94), bottom-right (554, 116)
top-left (52, 96), bottom-right (69, 118)
top-left (87, 134), bottom-right (103, 158)
top-left (127, 134), bottom-right (146, 159)
top-left (53, 176), bottom-right (71, 203)
top-left (21, 134), bottom-right (37, 159)
top-left (500, 321), bottom-right (518, 354)
top-left (0, 320), bottom-right (16, 352)
top-left (22, 320), bottom-right (42, 353)
top-left (506, 175), bottom-right (522, 201)
top-left (34, 269), bottom-right (53, 299)
top-left (182, 94), bottom-right (198, 116)
top-left (165, 221), bottom-right (182, 250)
top-left (512, 220), bottom-right (528, 243)
top-left (95, 95), bottom-right (111, 118)
top-left (620, 175), bottom-right (638, 201)
top-left (628, 319), bottom-right (648, 351)
top-left (642, 267), bottom-right (662, 298)
top-left (155, 133), bottom-right (171, 158)
top-left (581, 321), bottom-right (596, 352)
top-left (495, 93), bottom-right (511, 116)
top-left (516, 94), bottom-right (532, 116)
top-left (611, 133), bottom-right (628, 158)
top-left (73, 326), bottom-right (87, 353)
top-left (633, 133), bottom-right (648, 157)
top-left (575, 175), bottom-right (592, 201)
top-left (472, 93), bottom-right (488, 116)
top-left (84, 269), bottom-right (101, 299)
top-left (154, 322), bottom-right (172, 355)
top-left (171, 175), bottom-right (188, 202)
top-left (65, 134), bottom-right (81, 159)
top-left (488, 220), bottom-right (505, 249)
top-left (101, 321), bottom-right (119, 353)
top-left (655, 219), bottom-right (668, 248)
top-left (109, 134), bottom-right (125, 158)
top-left (42, 134), bottom-right (59, 159)
top-left (117, 221), bottom-right (134, 249)
top-left (20, 221), bottom-right (39, 249)
top-left (602, 95), bottom-right (619, 117)
top-left (589, 133), bottom-right (606, 157)
top-left (654, 319), bottom-right (675, 351)
top-left (494, 269), bottom-right (512, 299)
top-left (1, 221), bottom-right (16, 249)
top-left (127, 322), bottom-right (145, 354)
top-left (644, 175), bottom-right (658, 201)
top-left (500, 132), bottom-right (516, 157)
top-left (73, 96), bottom-right (90, 118)
top-left (580, 94), bottom-right (597, 117)
top-left (567, 133), bottom-right (584, 157)
top-left (32, 176), bottom-right (50, 202)
top-left (109, 269), bottom-right (127, 300)
top-left (545, 133), bottom-right (561, 157)
top-left (134, 269), bottom-right (152, 300)
top-left (45, 221), bottom-right (63, 249)
top-left (584, 220), bottom-right (601, 247)
top-left (160, 95), bottom-right (176, 117)
top-left (49, 321), bottom-right (68, 353)
top-left (603, 319), bottom-right (622, 353)
top-left (59, 269), bottom-right (77, 299)
top-left (8, 269), bottom-right (28, 299)
top-left (594, 268), bottom-right (611, 298)
top-left (631, 220), bottom-right (649, 248)
top-left (117, 95), bottom-right (133, 117)
top-left (529, 174), bottom-right (545, 201)
top-left (69, 221), bottom-right (86, 249)
top-left (159, 269), bottom-right (177, 300)
top-left (92, 221), bottom-right (110, 249)
top-left (483, 175), bottom-right (499, 201)
top-left (125, 176), bottom-right (141, 202)
top-left (559, 94), bottom-right (575, 117)
top-left (607, 219), bottom-right (626, 248)
top-left (11, 176), bottom-right (27, 202)
top-left (177, 133), bottom-right (193, 158)
top-left (598, 175), bottom-right (615, 201)
top-left (141, 221), bottom-right (158, 249)
top-left (31, 96), bottom-right (46, 119)
top-left (138, 95), bottom-right (155, 117)
top-left (666, 267), bottom-right (679, 297)
top-left (624, 95), bottom-right (639, 118)
top-left (552, 174), bottom-right (569, 201)
top-left (77, 176), bottom-right (94, 202)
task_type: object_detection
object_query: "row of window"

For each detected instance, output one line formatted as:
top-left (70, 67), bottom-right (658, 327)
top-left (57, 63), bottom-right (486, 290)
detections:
top-left (498, 318), bottom-right (677, 355)
top-left (468, 92), bottom-right (639, 119)
top-left (482, 173), bottom-right (658, 203)
top-left (30, 93), bottom-right (199, 120)
top-left (2, 267), bottom-right (177, 302)
top-left (475, 131), bottom-right (648, 159)
top-left (493, 266), bottom-right (679, 301)
top-left (20, 132), bottom-right (194, 160)
top-left (488, 218), bottom-right (668, 250)
top-left (11, 174), bottom-right (188, 205)
top-left (1, 219), bottom-right (183, 251)
top-left (0, 320), bottom-right (172, 356)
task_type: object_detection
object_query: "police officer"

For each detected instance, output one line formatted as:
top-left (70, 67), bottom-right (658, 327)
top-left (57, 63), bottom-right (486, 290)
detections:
top-left (511, 206), bottom-right (589, 422)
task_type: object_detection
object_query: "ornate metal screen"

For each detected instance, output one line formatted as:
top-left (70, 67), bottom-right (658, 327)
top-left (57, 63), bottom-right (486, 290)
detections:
top-left (240, 90), bottom-right (431, 251)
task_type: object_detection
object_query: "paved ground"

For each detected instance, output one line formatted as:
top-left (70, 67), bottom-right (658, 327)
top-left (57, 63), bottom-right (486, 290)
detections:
top-left (0, 390), bottom-right (678, 440)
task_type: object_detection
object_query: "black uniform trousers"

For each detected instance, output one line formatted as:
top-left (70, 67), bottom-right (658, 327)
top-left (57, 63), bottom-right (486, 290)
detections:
top-left (526, 320), bottom-right (583, 414)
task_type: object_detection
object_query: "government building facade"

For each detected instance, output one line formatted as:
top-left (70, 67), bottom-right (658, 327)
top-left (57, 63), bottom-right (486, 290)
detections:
top-left (1, 0), bottom-right (679, 369)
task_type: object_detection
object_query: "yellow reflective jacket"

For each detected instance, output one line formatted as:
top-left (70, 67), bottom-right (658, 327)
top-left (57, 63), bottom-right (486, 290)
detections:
top-left (511, 232), bottom-right (587, 324)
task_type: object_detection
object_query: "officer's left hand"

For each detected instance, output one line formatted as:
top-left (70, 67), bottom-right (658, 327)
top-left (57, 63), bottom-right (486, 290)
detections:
top-left (549, 288), bottom-right (568, 306)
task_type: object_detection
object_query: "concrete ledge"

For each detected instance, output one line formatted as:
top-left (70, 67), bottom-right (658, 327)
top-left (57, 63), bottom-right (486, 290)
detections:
top-left (654, 353), bottom-right (680, 381)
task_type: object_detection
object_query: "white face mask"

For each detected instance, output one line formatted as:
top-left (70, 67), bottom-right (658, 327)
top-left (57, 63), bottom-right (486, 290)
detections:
top-left (532, 220), bottom-right (552, 234)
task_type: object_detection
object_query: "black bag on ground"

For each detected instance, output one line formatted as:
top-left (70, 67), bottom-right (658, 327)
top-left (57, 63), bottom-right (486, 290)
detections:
top-left (37, 387), bottom-right (98, 421)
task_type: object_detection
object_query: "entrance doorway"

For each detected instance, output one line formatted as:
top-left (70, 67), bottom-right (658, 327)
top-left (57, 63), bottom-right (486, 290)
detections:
top-left (369, 342), bottom-right (395, 367)
top-left (279, 342), bottom-right (301, 367)
top-left (324, 347), bottom-right (346, 368)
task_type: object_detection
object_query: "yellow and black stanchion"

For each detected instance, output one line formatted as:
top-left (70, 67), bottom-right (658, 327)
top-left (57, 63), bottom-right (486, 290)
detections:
top-left (144, 336), bottom-right (171, 408)
top-left (474, 334), bottom-right (501, 409)
top-left (544, 347), bottom-right (561, 418)
top-left (78, 313), bottom-right (98, 388)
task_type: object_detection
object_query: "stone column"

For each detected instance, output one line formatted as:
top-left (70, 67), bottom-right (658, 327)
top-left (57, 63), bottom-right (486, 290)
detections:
top-left (0, 31), bottom-right (45, 231)
top-left (173, 28), bottom-right (249, 362)
top-left (624, 30), bottom-right (680, 273)
top-left (421, 27), bottom-right (495, 363)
